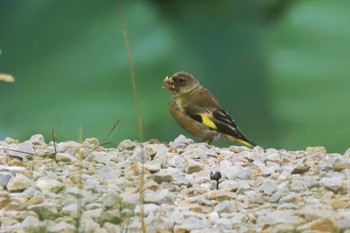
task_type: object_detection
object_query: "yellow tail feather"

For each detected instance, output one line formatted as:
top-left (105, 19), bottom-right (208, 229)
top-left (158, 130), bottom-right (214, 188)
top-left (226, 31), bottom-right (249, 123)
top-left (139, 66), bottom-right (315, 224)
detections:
top-left (224, 135), bottom-right (254, 147)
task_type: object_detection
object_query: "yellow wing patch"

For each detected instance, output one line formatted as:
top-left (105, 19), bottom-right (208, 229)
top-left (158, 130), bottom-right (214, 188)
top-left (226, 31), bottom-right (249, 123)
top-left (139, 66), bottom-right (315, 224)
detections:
top-left (200, 113), bottom-right (217, 129)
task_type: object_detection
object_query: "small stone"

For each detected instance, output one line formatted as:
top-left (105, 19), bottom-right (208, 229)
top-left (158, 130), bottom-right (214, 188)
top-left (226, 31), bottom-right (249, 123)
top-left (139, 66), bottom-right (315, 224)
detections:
top-left (317, 156), bottom-right (333, 171)
top-left (236, 181), bottom-right (251, 194)
top-left (99, 209), bottom-right (122, 225)
top-left (80, 219), bottom-right (107, 233)
top-left (298, 205), bottom-right (335, 221)
top-left (130, 149), bottom-right (151, 162)
top-left (144, 189), bottom-right (174, 204)
top-left (61, 204), bottom-right (78, 218)
top-left (144, 144), bottom-right (161, 157)
top-left (310, 218), bottom-right (338, 233)
top-left (247, 148), bottom-right (265, 161)
top-left (291, 165), bottom-right (310, 174)
top-left (0, 190), bottom-right (10, 209)
top-left (55, 152), bottom-right (78, 162)
top-left (28, 202), bottom-right (58, 220)
top-left (333, 155), bottom-right (350, 170)
top-left (64, 186), bottom-right (92, 198)
top-left (214, 200), bottom-right (237, 214)
top-left (135, 203), bottom-right (159, 216)
top-left (198, 197), bottom-right (212, 206)
top-left (257, 210), bottom-right (304, 227)
top-left (185, 159), bottom-right (204, 174)
top-left (7, 141), bottom-right (34, 159)
top-left (259, 179), bottom-right (277, 195)
top-left (0, 165), bottom-right (26, 172)
top-left (226, 165), bottom-right (253, 180)
top-left (265, 152), bottom-right (281, 163)
top-left (102, 192), bottom-right (122, 209)
top-left (168, 155), bottom-right (185, 168)
top-left (144, 180), bottom-right (159, 191)
top-left (306, 146), bottom-right (326, 155)
top-left (208, 212), bottom-right (220, 223)
top-left (208, 190), bottom-right (236, 201)
top-left (21, 216), bottom-right (43, 233)
top-left (82, 137), bottom-right (100, 149)
top-left (182, 144), bottom-right (209, 159)
top-left (26, 193), bottom-right (44, 206)
top-left (82, 208), bottom-right (103, 221)
top-left (337, 217), bottom-right (350, 230)
top-left (150, 171), bottom-right (173, 184)
top-left (219, 180), bottom-right (238, 192)
top-left (85, 202), bottom-right (104, 210)
top-left (214, 218), bottom-right (232, 230)
top-left (8, 159), bottom-right (24, 167)
top-left (0, 173), bottom-right (12, 188)
top-left (290, 179), bottom-right (308, 192)
top-left (170, 135), bottom-right (193, 147)
top-left (6, 173), bottom-right (31, 192)
top-left (48, 221), bottom-right (75, 233)
top-left (189, 203), bottom-right (203, 212)
top-left (120, 192), bottom-right (140, 210)
top-left (269, 224), bottom-right (295, 233)
top-left (0, 216), bottom-right (18, 226)
top-left (174, 217), bottom-right (210, 232)
top-left (270, 191), bottom-right (284, 203)
top-left (319, 176), bottom-right (343, 192)
top-left (246, 191), bottom-right (264, 204)
top-left (144, 161), bottom-right (162, 173)
top-left (92, 151), bottom-right (114, 164)
top-left (229, 145), bottom-right (250, 153)
top-left (147, 214), bottom-right (172, 233)
top-left (331, 196), bottom-right (350, 209)
top-left (118, 139), bottom-right (137, 151)
top-left (2, 137), bottom-right (17, 144)
top-left (29, 134), bottom-right (45, 145)
top-left (259, 165), bottom-right (279, 176)
top-left (279, 192), bottom-right (303, 204)
top-left (104, 222), bottom-right (118, 233)
top-left (36, 179), bottom-right (64, 194)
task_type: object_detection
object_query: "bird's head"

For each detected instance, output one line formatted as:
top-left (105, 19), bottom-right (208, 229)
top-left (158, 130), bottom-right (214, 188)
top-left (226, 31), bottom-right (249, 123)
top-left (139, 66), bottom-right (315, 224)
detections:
top-left (163, 71), bottom-right (200, 94)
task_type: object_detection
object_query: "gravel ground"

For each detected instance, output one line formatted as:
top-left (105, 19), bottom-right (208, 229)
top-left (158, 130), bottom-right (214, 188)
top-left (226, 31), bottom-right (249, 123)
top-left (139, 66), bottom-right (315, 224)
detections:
top-left (0, 134), bottom-right (350, 233)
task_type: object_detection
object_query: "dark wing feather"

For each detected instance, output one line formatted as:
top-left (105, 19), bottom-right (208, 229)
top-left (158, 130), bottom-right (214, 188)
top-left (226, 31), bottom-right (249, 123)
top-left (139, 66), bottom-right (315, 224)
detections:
top-left (181, 88), bottom-right (219, 124)
top-left (213, 109), bottom-right (256, 146)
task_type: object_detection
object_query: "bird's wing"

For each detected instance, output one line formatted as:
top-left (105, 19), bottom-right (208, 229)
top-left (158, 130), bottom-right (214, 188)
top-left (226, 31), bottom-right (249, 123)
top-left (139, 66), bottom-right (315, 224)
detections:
top-left (214, 109), bottom-right (256, 146)
top-left (182, 88), bottom-right (255, 147)
top-left (181, 88), bottom-right (220, 128)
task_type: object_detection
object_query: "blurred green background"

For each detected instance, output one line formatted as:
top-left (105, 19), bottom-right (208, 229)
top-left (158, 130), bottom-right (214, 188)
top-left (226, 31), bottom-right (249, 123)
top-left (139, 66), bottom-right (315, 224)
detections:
top-left (1, 0), bottom-right (349, 153)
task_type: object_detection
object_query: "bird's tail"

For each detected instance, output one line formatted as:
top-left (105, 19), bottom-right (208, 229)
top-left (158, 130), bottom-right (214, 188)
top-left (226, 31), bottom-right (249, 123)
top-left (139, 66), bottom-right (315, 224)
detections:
top-left (224, 134), bottom-right (256, 147)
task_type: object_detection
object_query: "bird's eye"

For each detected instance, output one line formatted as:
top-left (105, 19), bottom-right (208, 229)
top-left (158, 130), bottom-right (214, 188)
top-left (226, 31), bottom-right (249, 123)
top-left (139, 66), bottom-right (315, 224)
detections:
top-left (178, 78), bottom-right (184, 83)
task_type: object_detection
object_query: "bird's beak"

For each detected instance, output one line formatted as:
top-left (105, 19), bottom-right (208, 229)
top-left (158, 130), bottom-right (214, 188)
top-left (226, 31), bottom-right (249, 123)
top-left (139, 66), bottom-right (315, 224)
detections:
top-left (162, 76), bottom-right (175, 90)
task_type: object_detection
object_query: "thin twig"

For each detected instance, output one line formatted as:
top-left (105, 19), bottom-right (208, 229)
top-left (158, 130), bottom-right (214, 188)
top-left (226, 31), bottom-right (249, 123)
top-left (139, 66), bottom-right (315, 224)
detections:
top-left (92, 119), bottom-right (121, 151)
top-left (52, 123), bottom-right (57, 155)
top-left (116, 1), bottom-right (145, 232)
top-left (0, 148), bottom-right (34, 155)
top-left (116, 0), bottom-right (143, 142)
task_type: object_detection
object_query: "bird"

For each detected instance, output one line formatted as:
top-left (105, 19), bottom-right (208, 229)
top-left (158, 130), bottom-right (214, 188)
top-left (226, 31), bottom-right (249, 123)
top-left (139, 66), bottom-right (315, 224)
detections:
top-left (163, 71), bottom-right (256, 147)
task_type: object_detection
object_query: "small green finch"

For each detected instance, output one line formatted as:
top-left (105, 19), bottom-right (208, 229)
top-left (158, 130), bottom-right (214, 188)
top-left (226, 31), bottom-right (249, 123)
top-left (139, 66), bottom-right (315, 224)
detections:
top-left (163, 71), bottom-right (256, 147)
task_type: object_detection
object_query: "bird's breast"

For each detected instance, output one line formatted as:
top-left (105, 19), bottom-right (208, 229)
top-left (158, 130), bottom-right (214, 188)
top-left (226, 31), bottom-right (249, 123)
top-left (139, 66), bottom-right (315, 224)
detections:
top-left (174, 97), bottom-right (185, 112)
